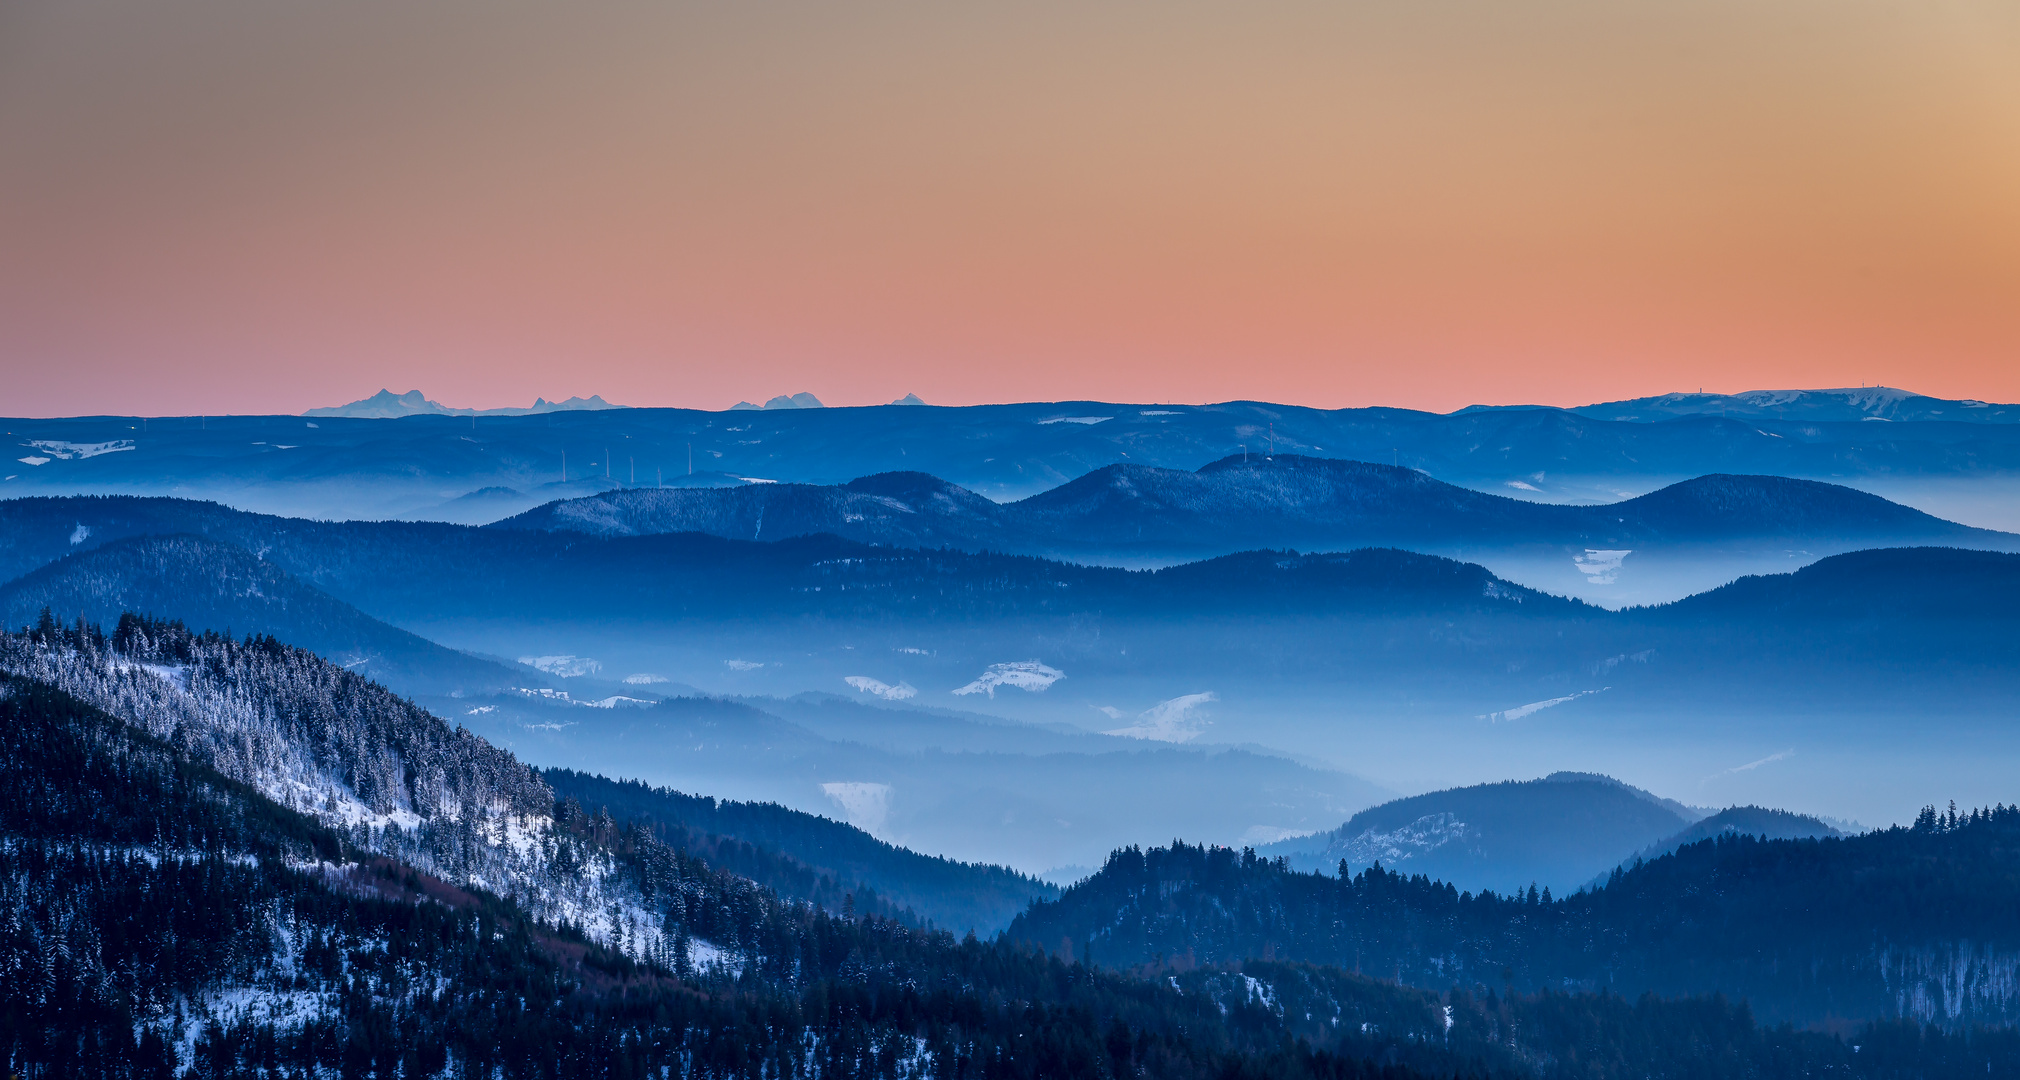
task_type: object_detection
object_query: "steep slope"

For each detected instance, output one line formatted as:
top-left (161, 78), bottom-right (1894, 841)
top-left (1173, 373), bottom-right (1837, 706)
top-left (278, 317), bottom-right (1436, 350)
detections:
top-left (0, 534), bottom-right (526, 695)
top-left (1013, 807), bottom-right (2020, 1027)
top-left (543, 768), bottom-right (1058, 934)
top-left (1261, 774), bottom-right (1695, 892)
top-left (8, 670), bottom-right (1420, 1079)
top-left (0, 616), bottom-right (632, 937)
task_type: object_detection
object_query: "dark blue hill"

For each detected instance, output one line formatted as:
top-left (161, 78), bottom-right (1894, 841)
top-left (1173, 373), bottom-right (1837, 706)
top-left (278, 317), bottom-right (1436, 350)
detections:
top-left (0, 533), bottom-right (525, 695)
top-left (492, 455), bottom-right (2011, 558)
top-left (1260, 773), bottom-right (1696, 893)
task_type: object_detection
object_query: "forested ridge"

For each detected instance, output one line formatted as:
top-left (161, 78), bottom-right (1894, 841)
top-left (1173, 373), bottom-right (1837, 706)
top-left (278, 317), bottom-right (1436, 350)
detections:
top-left (1011, 817), bottom-right (2020, 1027)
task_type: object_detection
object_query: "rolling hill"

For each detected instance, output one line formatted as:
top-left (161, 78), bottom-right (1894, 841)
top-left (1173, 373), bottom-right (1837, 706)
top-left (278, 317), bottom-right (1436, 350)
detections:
top-left (1258, 773), bottom-right (1702, 893)
top-left (493, 457), bottom-right (2012, 559)
top-left (9, 394), bottom-right (2020, 524)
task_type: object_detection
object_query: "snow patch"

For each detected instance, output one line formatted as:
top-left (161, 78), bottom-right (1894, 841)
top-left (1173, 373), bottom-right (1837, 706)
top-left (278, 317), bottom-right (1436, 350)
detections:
top-left (1037, 416), bottom-right (1112, 425)
top-left (623, 673), bottom-right (669, 684)
top-left (518, 654), bottom-right (601, 677)
top-left (953, 660), bottom-right (1064, 697)
top-left (845, 675), bottom-right (918, 700)
top-left (820, 781), bottom-right (893, 832)
top-left (1336, 812), bottom-right (1473, 868)
top-left (1241, 975), bottom-right (1280, 1014)
top-left (111, 660), bottom-right (189, 693)
top-left (1103, 692), bottom-right (1215, 742)
top-left (26, 439), bottom-right (135, 460)
top-left (685, 937), bottom-right (737, 975)
top-left (1573, 549), bottom-right (1632, 584)
top-left (16, 456), bottom-right (49, 466)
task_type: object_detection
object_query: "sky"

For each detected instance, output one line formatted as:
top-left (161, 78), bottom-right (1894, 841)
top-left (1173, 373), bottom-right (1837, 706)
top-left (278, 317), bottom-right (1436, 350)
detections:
top-left (2, 0), bottom-right (2017, 417)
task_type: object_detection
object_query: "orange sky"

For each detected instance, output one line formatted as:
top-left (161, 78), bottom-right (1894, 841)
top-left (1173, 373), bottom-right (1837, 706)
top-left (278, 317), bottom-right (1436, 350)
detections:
top-left (2, 0), bottom-right (2017, 416)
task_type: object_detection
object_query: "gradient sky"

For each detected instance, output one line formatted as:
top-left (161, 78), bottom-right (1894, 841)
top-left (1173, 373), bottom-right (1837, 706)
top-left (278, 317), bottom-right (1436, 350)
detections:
top-left (2, 0), bottom-right (2017, 417)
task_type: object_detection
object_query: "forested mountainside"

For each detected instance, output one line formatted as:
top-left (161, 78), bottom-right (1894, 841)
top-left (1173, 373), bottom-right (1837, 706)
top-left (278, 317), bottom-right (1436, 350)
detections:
top-left (1259, 776), bottom-right (1701, 891)
top-left (0, 668), bottom-right (1433, 1079)
top-left (1012, 812), bottom-right (2020, 1028)
top-left (0, 534), bottom-right (525, 695)
top-left (7, 664), bottom-right (2018, 1078)
top-left (494, 457), bottom-right (2005, 557)
top-left (545, 769), bottom-right (1058, 936)
top-left (1657, 545), bottom-right (2020, 622)
top-left (0, 614), bottom-right (616, 928)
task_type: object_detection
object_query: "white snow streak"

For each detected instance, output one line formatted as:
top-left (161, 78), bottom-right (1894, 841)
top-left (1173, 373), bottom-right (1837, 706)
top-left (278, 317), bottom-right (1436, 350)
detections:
top-left (1103, 692), bottom-right (1216, 742)
top-left (952, 660), bottom-right (1064, 697)
top-left (844, 675), bottom-right (918, 700)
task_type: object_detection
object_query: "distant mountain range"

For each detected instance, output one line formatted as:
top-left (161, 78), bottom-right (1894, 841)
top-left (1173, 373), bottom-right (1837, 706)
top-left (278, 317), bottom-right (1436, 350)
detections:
top-left (3, 495), bottom-right (2016, 691)
top-left (6, 492), bottom-right (2020, 864)
top-left (1566, 386), bottom-right (2020, 424)
top-left (304, 388), bottom-right (626, 418)
top-left (10, 391), bottom-right (2020, 528)
top-left (492, 456), bottom-right (2013, 560)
